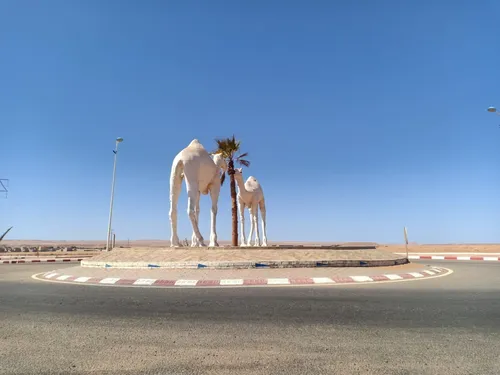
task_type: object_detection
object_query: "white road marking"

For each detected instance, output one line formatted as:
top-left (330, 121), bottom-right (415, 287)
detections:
top-left (174, 279), bottom-right (198, 286)
top-left (267, 278), bottom-right (290, 285)
top-left (456, 256), bottom-right (471, 260)
top-left (408, 272), bottom-right (424, 278)
top-left (384, 274), bottom-right (403, 280)
top-left (422, 270), bottom-right (435, 275)
top-left (220, 279), bottom-right (244, 285)
top-left (312, 277), bottom-right (334, 284)
top-left (45, 273), bottom-right (58, 279)
top-left (483, 257), bottom-right (499, 261)
top-left (99, 278), bottom-right (120, 284)
top-left (430, 256), bottom-right (445, 260)
top-left (74, 277), bottom-right (91, 283)
top-left (351, 276), bottom-right (373, 282)
top-left (56, 275), bottom-right (71, 281)
top-left (133, 278), bottom-right (157, 285)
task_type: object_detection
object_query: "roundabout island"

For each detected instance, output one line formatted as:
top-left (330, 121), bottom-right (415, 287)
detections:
top-left (32, 244), bottom-right (452, 288)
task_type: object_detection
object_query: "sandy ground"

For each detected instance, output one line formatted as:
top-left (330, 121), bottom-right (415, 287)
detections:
top-left (3, 240), bottom-right (500, 253)
top-left (1, 239), bottom-right (377, 247)
top-left (380, 244), bottom-right (500, 253)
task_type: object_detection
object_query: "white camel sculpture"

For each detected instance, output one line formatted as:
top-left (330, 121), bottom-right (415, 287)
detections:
top-left (234, 168), bottom-right (268, 247)
top-left (169, 139), bottom-right (227, 247)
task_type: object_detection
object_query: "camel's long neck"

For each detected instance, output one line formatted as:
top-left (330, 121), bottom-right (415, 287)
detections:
top-left (234, 177), bottom-right (249, 196)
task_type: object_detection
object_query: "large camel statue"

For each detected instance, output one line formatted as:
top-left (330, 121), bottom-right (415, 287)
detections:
top-left (169, 139), bottom-right (227, 247)
top-left (233, 168), bottom-right (268, 247)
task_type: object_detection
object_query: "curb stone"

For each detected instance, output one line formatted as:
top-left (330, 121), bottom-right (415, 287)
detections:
top-left (408, 255), bottom-right (500, 261)
top-left (1, 258), bottom-right (83, 264)
top-left (81, 257), bottom-right (408, 269)
top-left (35, 266), bottom-right (449, 288)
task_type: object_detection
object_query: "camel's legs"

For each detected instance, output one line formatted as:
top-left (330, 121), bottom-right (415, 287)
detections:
top-left (209, 183), bottom-right (220, 247)
top-left (259, 199), bottom-right (268, 247)
top-left (185, 179), bottom-right (205, 247)
top-left (252, 205), bottom-right (261, 247)
top-left (191, 191), bottom-right (200, 246)
top-left (247, 205), bottom-right (255, 246)
top-left (169, 162), bottom-right (183, 247)
top-left (238, 196), bottom-right (247, 246)
top-left (247, 206), bottom-right (257, 246)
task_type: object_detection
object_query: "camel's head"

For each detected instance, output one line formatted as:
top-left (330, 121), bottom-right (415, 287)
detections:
top-left (212, 153), bottom-right (228, 173)
top-left (211, 153), bottom-right (228, 186)
top-left (234, 168), bottom-right (243, 180)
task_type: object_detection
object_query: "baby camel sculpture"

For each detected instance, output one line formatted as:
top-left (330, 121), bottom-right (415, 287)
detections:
top-left (234, 168), bottom-right (268, 247)
top-left (169, 139), bottom-right (227, 247)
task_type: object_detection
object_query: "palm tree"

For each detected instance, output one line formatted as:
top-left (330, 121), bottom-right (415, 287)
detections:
top-left (212, 135), bottom-right (250, 246)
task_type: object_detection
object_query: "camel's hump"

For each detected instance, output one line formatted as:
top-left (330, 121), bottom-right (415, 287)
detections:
top-left (245, 176), bottom-right (262, 192)
top-left (187, 139), bottom-right (205, 149)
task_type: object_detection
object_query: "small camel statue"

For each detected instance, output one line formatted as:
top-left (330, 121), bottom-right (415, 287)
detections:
top-left (169, 139), bottom-right (227, 247)
top-left (234, 168), bottom-right (268, 247)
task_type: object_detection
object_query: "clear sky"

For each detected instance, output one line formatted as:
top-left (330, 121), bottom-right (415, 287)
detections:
top-left (2, 1), bottom-right (500, 243)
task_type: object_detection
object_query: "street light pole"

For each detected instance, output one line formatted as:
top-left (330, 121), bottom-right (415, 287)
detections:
top-left (106, 137), bottom-right (123, 251)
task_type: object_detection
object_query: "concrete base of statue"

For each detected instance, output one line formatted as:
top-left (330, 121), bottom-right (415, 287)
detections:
top-left (80, 244), bottom-right (408, 269)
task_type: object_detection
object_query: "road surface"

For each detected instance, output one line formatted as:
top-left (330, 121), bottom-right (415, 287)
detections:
top-left (0, 260), bottom-right (499, 375)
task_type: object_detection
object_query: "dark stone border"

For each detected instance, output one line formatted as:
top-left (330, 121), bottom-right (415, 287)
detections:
top-left (81, 257), bottom-right (409, 269)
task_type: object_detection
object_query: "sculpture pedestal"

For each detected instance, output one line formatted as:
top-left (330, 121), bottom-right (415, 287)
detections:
top-left (80, 245), bottom-right (407, 269)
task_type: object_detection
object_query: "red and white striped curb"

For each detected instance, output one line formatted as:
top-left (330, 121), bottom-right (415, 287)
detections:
top-left (408, 255), bottom-right (500, 261)
top-left (35, 267), bottom-right (449, 288)
top-left (2, 258), bottom-right (83, 264)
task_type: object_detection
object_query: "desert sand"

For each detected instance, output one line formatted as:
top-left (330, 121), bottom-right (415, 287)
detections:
top-left (2, 239), bottom-right (500, 253)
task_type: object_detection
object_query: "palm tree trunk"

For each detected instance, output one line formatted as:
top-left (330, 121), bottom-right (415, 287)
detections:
top-left (228, 160), bottom-right (238, 246)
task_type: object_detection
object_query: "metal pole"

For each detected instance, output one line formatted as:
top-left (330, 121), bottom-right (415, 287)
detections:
top-left (404, 226), bottom-right (409, 260)
top-left (106, 139), bottom-right (122, 251)
top-left (112, 233), bottom-right (116, 249)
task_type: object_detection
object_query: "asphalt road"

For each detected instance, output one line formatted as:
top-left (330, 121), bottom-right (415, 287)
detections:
top-left (1, 261), bottom-right (499, 375)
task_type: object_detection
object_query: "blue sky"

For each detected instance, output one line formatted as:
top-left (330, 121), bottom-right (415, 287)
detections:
top-left (2, 1), bottom-right (500, 243)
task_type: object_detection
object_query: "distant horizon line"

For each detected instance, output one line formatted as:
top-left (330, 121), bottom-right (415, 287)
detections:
top-left (2, 239), bottom-right (500, 246)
